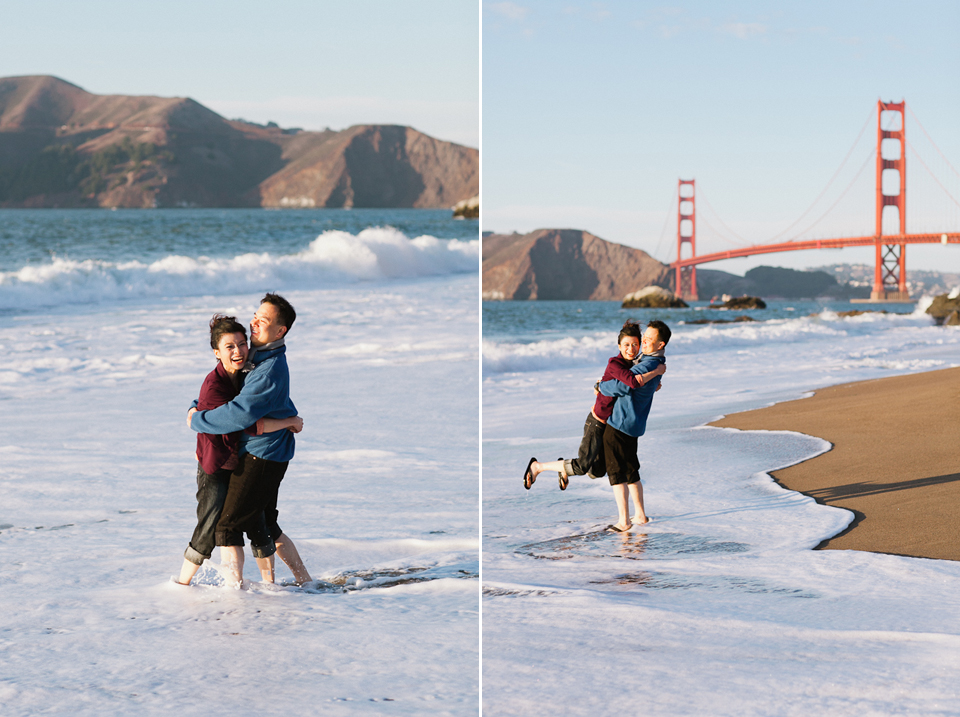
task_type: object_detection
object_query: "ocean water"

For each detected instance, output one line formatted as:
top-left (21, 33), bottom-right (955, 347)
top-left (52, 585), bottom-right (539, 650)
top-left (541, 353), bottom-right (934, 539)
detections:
top-left (0, 208), bottom-right (478, 313)
top-left (482, 298), bottom-right (960, 715)
top-left (0, 209), bottom-right (479, 715)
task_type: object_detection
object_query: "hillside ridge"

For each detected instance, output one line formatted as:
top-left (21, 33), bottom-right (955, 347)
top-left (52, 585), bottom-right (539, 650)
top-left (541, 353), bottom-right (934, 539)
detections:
top-left (0, 75), bottom-right (478, 209)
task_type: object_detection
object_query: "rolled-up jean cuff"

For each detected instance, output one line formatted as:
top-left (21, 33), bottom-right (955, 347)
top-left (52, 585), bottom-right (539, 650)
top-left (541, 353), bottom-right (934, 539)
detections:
top-left (251, 540), bottom-right (277, 559)
top-left (215, 530), bottom-right (243, 547)
top-left (183, 545), bottom-right (208, 566)
top-left (563, 459), bottom-right (576, 475)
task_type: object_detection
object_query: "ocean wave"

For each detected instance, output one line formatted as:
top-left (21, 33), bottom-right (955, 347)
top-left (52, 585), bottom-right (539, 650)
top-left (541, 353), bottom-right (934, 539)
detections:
top-left (482, 310), bottom-right (940, 375)
top-left (482, 334), bottom-right (614, 374)
top-left (0, 227), bottom-right (478, 310)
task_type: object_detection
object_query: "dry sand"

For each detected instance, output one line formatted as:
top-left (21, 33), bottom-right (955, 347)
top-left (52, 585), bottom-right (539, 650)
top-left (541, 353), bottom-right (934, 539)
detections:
top-left (710, 367), bottom-right (960, 561)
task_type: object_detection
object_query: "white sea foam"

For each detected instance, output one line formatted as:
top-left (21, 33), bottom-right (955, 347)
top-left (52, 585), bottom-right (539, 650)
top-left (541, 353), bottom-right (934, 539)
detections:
top-left (1, 273), bottom-right (479, 713)
top-left (0, 226), bottom-right (478, 310)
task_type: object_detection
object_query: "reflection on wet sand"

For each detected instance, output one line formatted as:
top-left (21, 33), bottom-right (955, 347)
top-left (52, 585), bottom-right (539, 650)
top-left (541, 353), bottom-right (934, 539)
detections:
top-left (508, 529), bottom-right (815, 597)
top-left (517, 530), bottom-right (750, 562)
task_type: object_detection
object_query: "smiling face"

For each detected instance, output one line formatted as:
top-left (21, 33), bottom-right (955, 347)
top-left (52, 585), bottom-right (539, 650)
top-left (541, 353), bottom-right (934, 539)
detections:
top-left (641, 326), bottom-right (665, 355)
top-left (214, 331), bottom-right (249, 375)
top-left (618, 334), bottom-right (641, 361)
top-left (250, 302), bottom-right (287, 347)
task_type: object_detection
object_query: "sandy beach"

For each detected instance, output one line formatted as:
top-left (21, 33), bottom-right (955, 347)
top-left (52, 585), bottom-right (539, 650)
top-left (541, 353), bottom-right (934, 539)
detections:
top-left (711, 366), bottom-right (960, 561)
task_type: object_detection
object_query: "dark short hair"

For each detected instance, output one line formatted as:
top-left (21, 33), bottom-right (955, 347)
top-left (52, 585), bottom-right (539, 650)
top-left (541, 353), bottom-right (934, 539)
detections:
top-left (209, 314), bottom-right (247, 350)
top-left (647, 320), bottom-right (672, 346)
top-left (617, 320), bottom-right (643, 344)
top-left (261, 293), bottom-right (296, 331)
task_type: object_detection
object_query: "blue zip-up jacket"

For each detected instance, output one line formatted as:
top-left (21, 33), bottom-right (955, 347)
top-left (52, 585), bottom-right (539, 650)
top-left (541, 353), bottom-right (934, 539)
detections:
top-left (190, 343), bottom-right (297, 462)
top-left (598, 353), bottom-right (665, 438)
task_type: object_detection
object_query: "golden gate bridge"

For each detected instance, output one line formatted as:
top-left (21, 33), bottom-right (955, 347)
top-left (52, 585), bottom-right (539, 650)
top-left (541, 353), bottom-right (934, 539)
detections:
top-left (668, 100), bottom-right (960, 301)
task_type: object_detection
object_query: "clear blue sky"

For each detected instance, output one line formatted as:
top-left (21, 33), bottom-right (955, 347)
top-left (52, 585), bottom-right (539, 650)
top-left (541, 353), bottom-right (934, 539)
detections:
top-left (0, 0), bottom-right (479, 147)
top-left (483, 0), bottom-right (960, 274)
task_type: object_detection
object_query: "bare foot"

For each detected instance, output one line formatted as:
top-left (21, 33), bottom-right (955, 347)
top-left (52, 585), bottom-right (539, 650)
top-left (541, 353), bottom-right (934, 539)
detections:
top-left (632, 516), bottom-right (650, 525)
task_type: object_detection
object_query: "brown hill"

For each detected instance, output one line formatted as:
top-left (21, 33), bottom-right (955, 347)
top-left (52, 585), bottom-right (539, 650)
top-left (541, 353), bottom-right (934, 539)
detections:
top-left (482, 229), bottom-right (670, 301)
top-left (0, 75), bottom-right (478, 209)
top-left (254, 124), bottom-right (478, 208)
top-left (0, 75), bottom-right (91, 129)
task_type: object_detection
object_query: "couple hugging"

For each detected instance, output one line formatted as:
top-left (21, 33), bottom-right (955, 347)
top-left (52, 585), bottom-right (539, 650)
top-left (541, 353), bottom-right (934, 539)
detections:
top-left (176, 293), bottom-right (312, 588)
top-left (524, 319), bottom-right (671, 532)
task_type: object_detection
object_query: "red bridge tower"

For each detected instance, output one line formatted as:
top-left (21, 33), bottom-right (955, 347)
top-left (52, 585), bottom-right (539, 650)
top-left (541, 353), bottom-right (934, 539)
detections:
top-left (675, 179), bottom-right (698, 300)
top-left (873, 99), bottom-right (908, 300)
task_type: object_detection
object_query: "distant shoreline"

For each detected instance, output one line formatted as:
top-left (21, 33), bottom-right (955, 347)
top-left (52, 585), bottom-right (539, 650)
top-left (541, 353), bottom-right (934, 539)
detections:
top-left (710, 366), bottom-right (960, 561)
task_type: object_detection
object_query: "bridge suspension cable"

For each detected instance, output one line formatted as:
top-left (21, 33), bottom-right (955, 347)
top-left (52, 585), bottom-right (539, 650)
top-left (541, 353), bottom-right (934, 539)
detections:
top-left (697, 189), bottom-right (749, 247)
top-left (908, 142), bottom-right (960, 211)
top-left (652, 189), bottom-right (677, 262)
top-left (908, 106), bottom-right (960, 180)
top-left (765, 105), bottom-right (876, 243)
top-left (784, 147), bottom-right (875, 242)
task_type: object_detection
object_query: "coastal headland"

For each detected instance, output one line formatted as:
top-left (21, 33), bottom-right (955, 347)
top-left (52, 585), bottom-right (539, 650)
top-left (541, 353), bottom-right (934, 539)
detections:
top-left (0, 75), bottom-right (478, 209)
top-left (710, 366), bottom-right (960, 561)
top-left (482, 228), bottom-right (668, 300)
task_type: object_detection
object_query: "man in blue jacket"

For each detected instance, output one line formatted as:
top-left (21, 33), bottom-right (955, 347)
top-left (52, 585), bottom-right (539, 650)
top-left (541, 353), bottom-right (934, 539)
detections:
top-left (597, 320), bottom-right (670, 532)
top-left (189, 293), bottom-right (312, 586)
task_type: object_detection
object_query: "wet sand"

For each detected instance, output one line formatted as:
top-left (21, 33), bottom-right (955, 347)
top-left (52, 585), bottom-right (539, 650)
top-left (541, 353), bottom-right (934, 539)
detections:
top-left (710, 367), bottom-right (960, 561)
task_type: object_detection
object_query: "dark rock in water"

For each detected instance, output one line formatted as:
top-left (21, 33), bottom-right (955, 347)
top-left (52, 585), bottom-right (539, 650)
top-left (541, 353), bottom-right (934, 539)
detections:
top-left (686, 315), bottom-right (757, 325)
top-left (836, 309), bottom-right (888, 318)
top-left (622, 286), bottom-right (688, 308)
top-left (710, 296), bottom-right (766, 310)
top-left (926, 293), bottom-right (960, 324)
top-left (453, 194), bottom-right (478, 218)
top-left (946, 310), bottom-right (960, 326)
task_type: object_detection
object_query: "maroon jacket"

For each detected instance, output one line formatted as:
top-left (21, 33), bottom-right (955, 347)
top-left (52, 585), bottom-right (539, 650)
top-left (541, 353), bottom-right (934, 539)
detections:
top-left (195, 363), bottom-right (260, 475)
top-left (592, 354), bottom-right (642, 422)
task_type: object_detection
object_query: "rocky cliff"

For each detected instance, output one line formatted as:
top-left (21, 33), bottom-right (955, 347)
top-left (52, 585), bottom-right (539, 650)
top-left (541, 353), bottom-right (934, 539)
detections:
top-left (482, 229), bottom-right (670, 301)
top-left (0, 75), bottom-right (478, 209)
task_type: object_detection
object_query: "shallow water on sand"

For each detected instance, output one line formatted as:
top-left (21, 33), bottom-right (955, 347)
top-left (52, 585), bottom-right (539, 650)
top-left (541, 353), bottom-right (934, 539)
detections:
top-left (0, 211), bottom-right (479, 714)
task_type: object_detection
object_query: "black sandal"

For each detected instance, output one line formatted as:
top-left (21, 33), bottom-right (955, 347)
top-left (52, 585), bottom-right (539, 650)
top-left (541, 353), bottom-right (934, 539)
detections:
top-left (557, 457), bottom-right (569, 490)
top-left (523, 457), bottom-right (537, 490)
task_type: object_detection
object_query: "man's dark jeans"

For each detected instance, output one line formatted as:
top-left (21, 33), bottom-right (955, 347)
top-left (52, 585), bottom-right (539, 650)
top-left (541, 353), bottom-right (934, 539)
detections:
top-left (215, 453), bottom-right (284, 558)
top-left (183, 464), bottom-right (230, 566)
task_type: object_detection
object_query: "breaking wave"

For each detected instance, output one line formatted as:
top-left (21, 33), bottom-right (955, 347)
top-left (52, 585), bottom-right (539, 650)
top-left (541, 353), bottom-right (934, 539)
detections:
top-left (0, 227), bottom-right (478, 310)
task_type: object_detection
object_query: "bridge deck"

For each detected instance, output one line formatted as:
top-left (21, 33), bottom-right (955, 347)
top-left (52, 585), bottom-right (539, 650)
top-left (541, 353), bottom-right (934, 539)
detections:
top-left (671, 232), bottom-right (960, 269)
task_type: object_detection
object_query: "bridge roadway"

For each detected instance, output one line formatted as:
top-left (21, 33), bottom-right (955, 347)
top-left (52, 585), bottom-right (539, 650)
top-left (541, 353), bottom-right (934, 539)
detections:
top-left (670, 232), bottom-right (960, 269)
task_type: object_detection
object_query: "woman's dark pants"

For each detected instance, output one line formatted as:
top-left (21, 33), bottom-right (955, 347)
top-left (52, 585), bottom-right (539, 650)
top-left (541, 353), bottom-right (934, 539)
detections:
top-left (562, 412), bottom-right (608, 478)
top-left (183, 464), bottom-right (231, 566)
